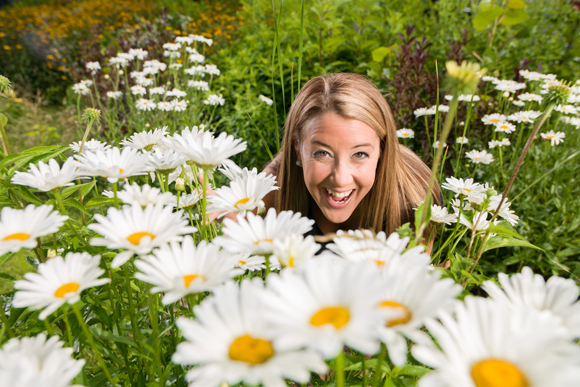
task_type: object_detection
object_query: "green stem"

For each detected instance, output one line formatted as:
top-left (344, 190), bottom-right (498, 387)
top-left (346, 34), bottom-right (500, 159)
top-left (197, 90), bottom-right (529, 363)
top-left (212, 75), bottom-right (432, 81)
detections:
top-left (371, 344), bottom-right (387, 387)
top-left (148, 294), bottom-right (163, 386)
top-left (0, 300), bottom-right (15, 338)
top-left (336, 351), bottom-right (345, 387)
top-left (113, 182), bottom-right (119, 209)
top-left (0, 116), bottom-right (11, 155)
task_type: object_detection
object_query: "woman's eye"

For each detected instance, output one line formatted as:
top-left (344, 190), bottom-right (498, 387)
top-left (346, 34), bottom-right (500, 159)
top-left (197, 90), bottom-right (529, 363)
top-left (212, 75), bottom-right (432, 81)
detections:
top-left (313, 150), bottom-right (330, 158)
top-left (353, 152), bottom-right (369, 159)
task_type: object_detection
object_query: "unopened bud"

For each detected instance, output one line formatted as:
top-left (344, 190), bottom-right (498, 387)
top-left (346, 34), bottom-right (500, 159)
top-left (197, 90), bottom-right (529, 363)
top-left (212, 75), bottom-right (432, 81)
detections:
top-left (145, 123), bottom-right (150, 128)
top-left (104, 74), bottom-right (110, 79)
top-left (0, 75), bottom-right (11, 95)
top-left (502, 91), bottom-right (510, 98)
top-left (119, 70), bottom-right (124, 75)
top-left (508, 96), bottom-right (514, 101)
top-left (82, 107), bottom-right (101, 124)
top-left (175, 178), bottom-right (186, 191)
top-left (47, 249), bottom-right (57, 259)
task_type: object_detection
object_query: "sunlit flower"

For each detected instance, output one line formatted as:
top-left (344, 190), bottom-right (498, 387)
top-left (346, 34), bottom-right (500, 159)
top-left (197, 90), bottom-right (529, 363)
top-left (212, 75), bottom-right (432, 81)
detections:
top-left (106, 91), bottom-right (123, 100)
top-left (561, 116), bottom-right (571, 124)
top-left (569, 94), bottom-right (580, 103)
top-left (136, 98), bottom-right (157, 111)
top-left (163, 42), bottom-right (180, 51)
top-left (327, 230), bottom-right (412, 264)
top-left (0, 205), bottom-right (67, 256)
top-left (433, 141), bottom-right (447, 149)
top-left (413, 107), bottom-right (434, 117)
top-left (481, 113), bottom-right (506, 125)
top-left (204, 64), bottom-right (220, 76)
top-left (271, 234), bottom-right (320, 269)
top-left (513, 100), bottom-right (525, 107)
top-left (481, 75), bottom-right (498, 82)
top-left (412, 297), bottom-right (580, 387)
top-left (494, 121), bottom-right (516, 134)
top-left (177, 192), bottom-right (201, 210)
top-left (507, 110), bottom-right (542, 123)
top-left (488, 138), bottom-right (511, 148)
top-left (122, 127), bottom-right (167, 152)
top-left (187, 80), bottom-right (209, 91)
top-left (129, 48), bottom-right (148, 60)
top-left (157, 100), bottom-right (175, 111)
top-left (146, 148), bottom-right (185, 173)
top-left (189, 53), bottom-right (205, 63)
top-left (104, 183), bottom-right (175, 208)
top-left (486, 195), bottom-right (519, 226)
top-left (149, 87), bottom-right (165, 95)
top-left (555, 104), bottom-right (578, 115)
top-left (204, 94), bottom-right (225, 106)
top-left (540, 130), bottom-right (565, 146)
top-left (117, 52), bottom-right (135, 61)
top-left (144, 59), bottom-right (166, 72)
top-left (109, 57), bottom-right (128, 68)
top-left (173, 99), bottom-right (188, 112)
top-left (259, 95), bottom-right (274, 106)
top-left (70, 139), bottom-right (111, 154)
top-left (130, 85), bottom-right (147, 96)
top-left (459, 211), bottom-right (490, 231)
top-left (173, 279), bottom-right (327, 387)
top-left (465, 149), bottom-right (494, 164)
top-left (455, 136), bottom-right (468, 144)
top-left (75, 147), bottom-right (147, 183)
top-left (176, 36), bottom-right (194, 45)
top-left (135, 236), bottom-right (240, 304)
top-left (430, 205), bottom-right (458, 224)
top-left (166, 88), bottom-right (187, 98)
top-left (167, 131), bottom-right (246, 169)
top-left (441, 177), bottom-right (485, 203)
top-left (494, 80), bottom-right (526, 92)
top-left (184, 65), bottom-right (206, 76)
top-left (88, 204), bottom-right (196, 268)
top-left (169, 63), bottom-right (182, 70)
top-left (72, 82), bottom-right (89, 95)
top-left (430, 105), bottom-right (449, 113)
top-left (0, 334), bottom-right (85, 386)
top-left (85, 61), bottom-right (101, 74)
top-left (397, 129), bottom-right (414, 138)
top-left (570, 117), bottom-right (580, 128)
top-left (518, 92), bottom-right (542, 103)
top-left (12, 158), bottom-right (81, 192)
top-left (13, 252), bottom-right (109, 319)
top-left (520, 69), bottom-right (543, 81)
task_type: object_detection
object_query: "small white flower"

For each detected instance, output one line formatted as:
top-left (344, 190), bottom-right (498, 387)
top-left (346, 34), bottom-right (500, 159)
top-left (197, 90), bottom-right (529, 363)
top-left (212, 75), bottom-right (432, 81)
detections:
top-left (568, 94), bottom-right (580, 103)
top-left (204, 94), bottom-right (225, 106)
top-left (166, 88), bottom-right (187, 98)
top-left (85, 61), bottom-right (101, 74)
top-left (187, 80), bottom-right (209, 91)
top-left (481, 113), bottom-right (506, 125)
top-left (488, 138), bottom-right (511, 148)
top-left (163, 42), bottom-right (180, 51)
top-left (259, 94), bottom-right (274, 106)
top-left (540, 130), bottom-right (566, 146)
top-left (146, 148), bottom-right (185, 172)
top-left (519, 69), bottom-right (543, 80)
top-left (570, 117), bottom-right (580, 128)
top-left (481, 75), bottom-right (499, 82)
top-left (173, 99), bottom-right (188, 112)
top-left (178, 192), bottom-right (200, 210)
top-left (111, 183), bottom-right (176, 207)
top-left (12, 158), bottom-right (82, 192)
top-left (518, 92), bottom-right (542, 102)
top-left (495, 80), bottom-right (526, 92)
top-left (175, 36), bottom-right (194, 45)
top-left (430, 205), bottom-right (458, 224)
top-left (204, 64), bottom-right (220, 76)
top-left (75, 147), bottom-right (148, 183)
top-left (189, 53), bottom-right (205, 63)
top-left (117, 52), bottom-right (135, 61)
top-left (169, 63), bottom-right (182, 70)
top-left (512, 100), bottom-right (525, 107)
top-left (129, 48), bottom-right (148, 60)
top-left (555, 104), bottom-right (578, 115)
top-left (397, 129), bottom-right (414, 138)
top-left (271, 234), bottom-right (320, 269)
top-left (508, 110), bottom-right (542, 123)
top-left (433, 141), bottom-right (447, 149)
top-left (455, 136), bottom-right (468, 144)
top-left (72, 82), bottom-right (89, 95)
top-left (143, 59), bottom-right (166, 71)
top-left (441, 177), bottom-right (486, 202)
top-left (136, 98), bottom-right (157, 111)
top-left (149, 86), bottom-right (165, 95)
top-left (184, 65), bottom-right (206, 76)
top-left (494, 121), bottom-right (516, 134)
top-left (561, 116), bottom-right (571, 124)
top-left (459, 211), bottom-right (490, 231)
top-left (109, 56), bottom-right (128, 68)
top-left (135, 76), bottom-right (153, 87)
top-left (414, 107), bottom-right (433, 117)
top-left (465, 149), bottom-right (494, 164)
top-left (131, 85), bottom-right (147, 96)
top-left (106, 91), bottom-right (123, 100)
top-left (157, 100), bottom-right (175, 111)
top-left (70, 139), bottom-right (111, 154)
top-left (430, 104), bottom-right (449, 113)
top-left (122, 127), bottom-right (167, 152)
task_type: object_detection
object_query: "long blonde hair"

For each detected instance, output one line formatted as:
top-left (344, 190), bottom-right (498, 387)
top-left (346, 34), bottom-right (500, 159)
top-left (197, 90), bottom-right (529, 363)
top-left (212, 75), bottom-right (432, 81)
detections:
top-left (275, 73), bottom-right (440, 235)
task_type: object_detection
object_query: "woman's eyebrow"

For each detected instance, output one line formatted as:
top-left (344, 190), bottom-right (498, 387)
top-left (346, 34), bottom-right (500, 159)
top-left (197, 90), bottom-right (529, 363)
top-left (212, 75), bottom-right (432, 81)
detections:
top-left (352, 143), bottom-right (374, 149)
top-left (312, 140), bottom-right (331, 147)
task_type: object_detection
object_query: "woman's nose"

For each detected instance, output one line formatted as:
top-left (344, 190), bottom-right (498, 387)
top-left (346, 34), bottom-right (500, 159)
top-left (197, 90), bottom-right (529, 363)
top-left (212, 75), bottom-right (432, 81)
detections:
top-left (331, 159), bottom-right (354, 187)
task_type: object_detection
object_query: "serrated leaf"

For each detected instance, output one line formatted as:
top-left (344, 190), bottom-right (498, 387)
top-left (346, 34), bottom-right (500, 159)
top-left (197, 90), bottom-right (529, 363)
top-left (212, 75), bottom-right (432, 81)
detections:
top-left (472, 7), bottom-right (504, 31)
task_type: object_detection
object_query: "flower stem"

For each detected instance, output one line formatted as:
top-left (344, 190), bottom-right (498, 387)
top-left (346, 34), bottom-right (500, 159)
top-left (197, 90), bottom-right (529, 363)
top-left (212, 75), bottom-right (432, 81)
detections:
top-left (148, 293), bottom-right (163, 387)
top-left (0, 115), bottom-right (11, 155)
top-left (112, 182), bottom-right (119, 209)
top-left (335, 350), bottom-right (345, 387)
top-left (0, 300), bottom-right (15, 338)
top-left (371, 343), bottom-right (386, 387)
top-left (71, 303), bottom-right (115, 385)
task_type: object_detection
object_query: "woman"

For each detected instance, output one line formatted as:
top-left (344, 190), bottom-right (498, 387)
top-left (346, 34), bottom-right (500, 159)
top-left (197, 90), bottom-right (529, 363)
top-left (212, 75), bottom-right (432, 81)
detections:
top-left (262, 73), bottom-right (441, 238)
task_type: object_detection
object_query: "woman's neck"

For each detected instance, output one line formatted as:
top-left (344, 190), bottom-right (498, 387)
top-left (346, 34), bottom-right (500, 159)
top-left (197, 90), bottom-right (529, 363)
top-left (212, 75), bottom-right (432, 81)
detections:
top-left (310, 198), bottom-right (359, 235)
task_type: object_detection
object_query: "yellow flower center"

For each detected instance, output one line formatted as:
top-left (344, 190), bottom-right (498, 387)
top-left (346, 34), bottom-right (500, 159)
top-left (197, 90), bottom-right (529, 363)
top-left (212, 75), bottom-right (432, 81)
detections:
top-left (54, 282), bottom-right (81, 298)
top-left (254, 238), bottom-right (273, 245)
top-left (373, 259), bottom-right (385, 267)
top-left (471, 359), bottom-right (528, 387)
top-left (287, 257), bottom-right (295, 267)
top-left (3, 232), bottom-right (30, 241)
top-left (462, 188), bottom-right (471, 193)
top-left (379, 300), bottom-right (412, 327)
top-left (228, 334), bottom-right (274, 365)
top-left (310, 306), bottom-right (350, 329)
top-left (402, 133), bottom-right (409, 137)
top-left (238, 260), bottom-right (247, 265)
top-left (127, 231), bottom-right (156, 245)
top-left (183, 274), bottom-right (203, 287)
top-left (234, 198), bottom-right (250, 209)
top-left (490, 118), bottom-right (499, 122)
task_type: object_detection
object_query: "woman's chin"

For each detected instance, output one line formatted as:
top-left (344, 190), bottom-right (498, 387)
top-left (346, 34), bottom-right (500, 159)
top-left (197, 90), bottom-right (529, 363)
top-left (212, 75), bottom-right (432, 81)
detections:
top-left (319, 207), bottom-right (355, 225)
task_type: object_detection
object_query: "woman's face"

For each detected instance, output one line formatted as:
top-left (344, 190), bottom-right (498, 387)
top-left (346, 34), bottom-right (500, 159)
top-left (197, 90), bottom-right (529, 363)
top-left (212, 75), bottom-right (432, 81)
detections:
top-left (298, 113), bottom-right (381, 226)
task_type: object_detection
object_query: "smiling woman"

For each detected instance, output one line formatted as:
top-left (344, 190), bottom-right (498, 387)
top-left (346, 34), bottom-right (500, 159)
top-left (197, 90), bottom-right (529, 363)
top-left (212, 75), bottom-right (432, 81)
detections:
top-left (265, 73), bottom-right (441, 236)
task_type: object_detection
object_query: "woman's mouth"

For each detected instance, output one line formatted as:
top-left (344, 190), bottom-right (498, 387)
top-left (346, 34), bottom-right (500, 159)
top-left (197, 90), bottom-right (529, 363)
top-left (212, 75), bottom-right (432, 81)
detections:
top-left (324, 188), bottom-right (354, 207)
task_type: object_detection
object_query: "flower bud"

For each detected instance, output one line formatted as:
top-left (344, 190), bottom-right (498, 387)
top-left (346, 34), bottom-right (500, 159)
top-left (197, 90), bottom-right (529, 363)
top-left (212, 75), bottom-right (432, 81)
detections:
top-left (47, 249), bottom-right (57, 259)
top-left (82, 107), bottom-right (101, 124)
top-left (0, 75), bottom-right (11, 95)
top-left (503, 91), bottom-right (510, 98)
top-left (104, 74), bottom-right (110, 79)
top-left (119, 70), bottom-right (124, 75)
top-left (445, 61), bottom-right (487, 95)
top-left (175, 178), bottom-right (186, 191)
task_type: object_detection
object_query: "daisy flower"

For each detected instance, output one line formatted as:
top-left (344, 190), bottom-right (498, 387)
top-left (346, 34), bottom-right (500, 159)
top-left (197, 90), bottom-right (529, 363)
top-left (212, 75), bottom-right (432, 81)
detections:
top-left (396, 128), bottom-right (414, 138)
top-left (486, 195), bottom-right (519, 226)
top-left (189, 53), bottom-right (205, 63)
top-left (569, 94), bottom-right (580, 103)
top-left (85, 61), bottom-right (101, 74)
top-left (70, 139), bottom-right (111, 154)
top-left (105, 183), bottom-right (176, 208)
top-left (430, 104), bottom-right (450, 113)
top-left (11, 158), bottom-right (82, 192)
top-left (0, 205), bottom-right (67, 256)
top-left (555, 104), bottom-right (578, 115)
top-left (165, 88), bottom-right (187, 98)
top-left (518, 92), bottom-right (542, 103)
top-left (459, 211), bottom-right (491, 231)
top-left (494, 121), bottom-right (516, 134)
top-left (187, 80), bottom-right (209, 91)
top-left (13, 252), bottom-right (109, 319)
top-left (121, 127), bottom-right (168, 152)
top-left (136, 98), bottom-right (156, 111)
top-left (89, 204), bottom-right (196, 268)
top-left (207, 168), bottom-right (278, 217)
top-left (106, 91), bottom-right (123, 100)
top-left (109, 57), bottom-right (128, 68)
top-left (520, 69), bottom-right (543, 81)
top-left (540, 130), bottom-right (565, 146)
top-left (433, 141), bottom-right (447, 149)
top-left (494, 80), bottom-right (526, 92)
top-left (570, 117), bottom-right (580, 128)
top-left (376, 256), bottom-right (460, 366)
top-left (169, 63), bottom-right (182, 70)
top-left (72, 82), bottom-right (89, 95)
top-left (214, 208), bottom-right (313, 257)
top-left (482, 267), bottom-right (580, 339)
top-left (128, 48), bottom-right (148, 60)
top-left (167, 131), bottom-right (247, 169)
top-left (163, 42), bottom-right (180, 51)
top-left (259, 95), bottom-right (274, 106)
top-left (481, 113), bottom-right (506, 125)
top-left (412, 297), bottom-right (580, 387)
top-left (135, 236), bottom-right (240, 304)
top-left (512, 100), bottom-right (525, 107)
top-left (488, 138), bottom-right (511, 148)
top-left (466, 149), bottom-right (494, 164)
top-left (481, 75), bottom-right (498, 82)
top-left (173, 279), bottom-right (327, 387)
top-left (204, 94), bottom-right (225, 106)
top-left (135, 76), bottom-right (153, 87)
top-left (327, 230), bottom-right (413, 264)
top-left (261, 258), bottom-right (385, 357)
top-left (204, 64), bottom-right (220, 76)
top-left (130, 85), bottom-right (146, 96)
top-left (507, 110), bottom-right (542, 123)
top-left (455, 136), bottom-right (468, 144)
top-left (561, 116), bottom-right (571, 124)
top-left (458, 94), bottom-right (480, 102)
top-left (271, 234), bottom-right (320, 269)
top-left (157, 100), bottom-right (175, 111)
top-left (149, 87), bottom-right (165, 95)
top-left (430, 205), bottom-right (458, 224)
top-left (178, 192), bottom-right (201, 210)
top-left (146, 148), bottom-right (185, 172)
top-left (441, 177), bottom-right (486, 203)
top-left (117, 52), bottom-right (135, 61)
top-left (75, 147), bottom-right (148, 183)
top-left (413, 107), bottom-right (433, 117)
top-left (0, 334), bottom-right (85, 386)
top-left (184, 65), bottom-right (206, 76)
top-left (173, 99), bottom-right (188, 112)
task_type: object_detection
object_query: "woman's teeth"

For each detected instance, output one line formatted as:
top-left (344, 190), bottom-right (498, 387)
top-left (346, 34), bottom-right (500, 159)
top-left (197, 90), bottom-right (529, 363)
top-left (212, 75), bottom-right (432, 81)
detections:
top-left (325, 188), bottom-right (353, 202)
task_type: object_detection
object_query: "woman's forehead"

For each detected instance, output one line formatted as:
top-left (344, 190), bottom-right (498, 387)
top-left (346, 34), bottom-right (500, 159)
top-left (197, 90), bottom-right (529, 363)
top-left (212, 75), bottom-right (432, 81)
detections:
top-left (304, 113), bottom-right (380, 147)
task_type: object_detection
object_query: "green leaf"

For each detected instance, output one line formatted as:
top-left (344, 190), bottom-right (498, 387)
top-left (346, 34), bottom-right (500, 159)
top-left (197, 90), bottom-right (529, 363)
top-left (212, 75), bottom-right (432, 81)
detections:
top-left (12, 186), bottom-right (43, 205)
top-left (85, 197), bottom-right (116, 209)
top-left (472, 7), bottom-right (504, 31)
top-left (0, 113), bottom-right (7, 127)
top-left (89, 326), bottom-right (139, 349)
top-left (507, 0), bottom-right (525, 9)
top-left (64, 198), bottom-right (90, 215)
top-left (500, 9), bottom-right (529, 26)
top-left (0, 252), bottom-right (17, 268)
top-left (487, 222), bottom-right (526, 240)
top-left (414, 200), bottom-right (432, 232)
top-left (61, 181), bottom-right (95, 200)
top-left (372, 46), bottom-right (391, 62)
top-left (483, 235), bottom-right (543, 252)
top-left (396, 364), bottom-right (431, 377)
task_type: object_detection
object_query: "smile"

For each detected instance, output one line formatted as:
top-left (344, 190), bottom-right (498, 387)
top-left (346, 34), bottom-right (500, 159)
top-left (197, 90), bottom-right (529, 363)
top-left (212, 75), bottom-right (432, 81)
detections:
top-left (324, 188), bottom-right (354, 205)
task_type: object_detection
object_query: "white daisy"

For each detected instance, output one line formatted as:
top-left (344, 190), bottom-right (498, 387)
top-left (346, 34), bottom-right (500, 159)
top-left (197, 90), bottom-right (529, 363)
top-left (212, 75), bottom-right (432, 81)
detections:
top-left (271, 234), bottom-right (320, 269)
top-left (260, 258), bottom-right (385, 357)
top-left (481, 75), bottom-right (499, 82)
top-left (187, 80), bottom-right (210, 91)
top-left (466, 149), bottom-right (494, 164)
top-left (11, 158), bottom-right (81, 192)
top-left (455, 136), bottom-right (468, 144)
top-left (540, 130), bottom-right (565, 146)
top-left (488, 138), bottom-right (511, 148)
top-left (561, 116), bottom-right (571, 124)
top-left (376, 256), bottom-right (460, 366)
top-left (396, 128), bottom-right (414, 138)
top-left (486, 195), bottom-right (519, 226)
top-left (568, 94), bottom-right (580, 103)
top-left (494, 121), bottom-right (516, 133)
top-left (145, 148), bottom-right (185, 172)
top-left (121, 127), bottom-right (168, 152)
top-left (85, 61), bottom-right (101, 74)
top-left (176, 36), bottom-right (194, 45)
top-left (13, 252), bottom-right (109, 319)
top-left (0, 334), bottom-right (85, 386)
top-left (184, 65), bottom-right (206, 76)
top-left (178, 192), bottom-right (201, 210)
top-left (430, 105), bottom-right (449, 113)
top-left (412, 297), bottom-right (580, 387)
top-left (109, 183), bottom-right (175, 208)
top-left (74, 147), bottom-right (148, 183)
top-left (430, 205), bottom-right (458, 224)
top-left (413, 107), bottom-right (433, 117)
top-left (136, 98), bottom-right (157, 111)
top-left (173, 279), bottom-right (327, 387)
top-left (458, 94), bottom-right (480, 102)
top-left (433, 141), bottom-right (447, 149)
top-left (259, 95), bottom-right (274, 106)
top-left (88, 204), bottom-right (196, 268)
top-left (204, 94), bottom-right (225, 106)
top-left (169, 63), bottom-right (182, 70)
top-left (72, 82), bottom-right (89, 95)
top-left (128, 48), bottom-right (148, 60)
top-left (163, 42), bottom-right (180, 51)
top-left (507, 110), bottom-right (542, 123)
top-left (167, 131), bottom-right (247, 169)
top-left (459, 211), bottom-right (490, 231)
top-left (481, 113), bottom-right (506, 125)
top-left (518, 92), bottom-right (542, 103)
top-left (130, 85), bottom-right (147, 96)
top-left (189, 53), bottom-right (205, 63)
top-left (571, 117), bottom-right (580, 128)
top-left (117, 52), bottom-right (135, 61)
top-left (482, 267), bottom-right (580, 339)
top-left (173, 99), bottom-right (188, 112)
top-left (214, 208), bottom-right (313, 257)
top-left (109, 57), bottom-right (128, 68)
top-left (0, 205), bottom-right (67, 256)
top-left (135, 236), bottom-right (240, 304)
top-left (555, 104), bottom-right (578, 115)
top-left (157, 100), bottom-right (175, 111)
top-left (165, 88), bottom-right (187, 98)
top-left (494, 80), bottom-right (526, 92)
top-left (520, 69), bottom-right (543, 81)
top-left (106, 91), bottom-right (123, 100)
top-left (135, 76), bottom-right (153, 87)
top-left (441, 177), bottom-right (486, 203)
top-left (207, 168), bottom-right (278, 217)
top-left (204, 64), bottom-right (220, 76)
top-left (149, 86), bottom-right (165, 95)
top-left (70, 139), bottom-right (110, 154)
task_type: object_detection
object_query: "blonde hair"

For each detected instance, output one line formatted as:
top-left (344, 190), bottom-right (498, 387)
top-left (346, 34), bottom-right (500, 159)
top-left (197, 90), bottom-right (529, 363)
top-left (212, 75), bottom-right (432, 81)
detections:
top-left (275, 73), bottom-right (440, 235)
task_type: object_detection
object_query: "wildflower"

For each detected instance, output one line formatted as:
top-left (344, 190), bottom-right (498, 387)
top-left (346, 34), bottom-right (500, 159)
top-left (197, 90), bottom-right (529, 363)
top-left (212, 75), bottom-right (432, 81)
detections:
top-left (135, 237), bottom-right (239, 304)
top-left (117, 52), bottom-right (135, 61)
top-left (122, 127), bottom-right (167, 152)
top-left (540, 130), bottom-right (566, 146)
top-left (0, 75), bottom-right (11, 94)
top-left (396, 128), bottom-right (414, 139)
top-left (204, 64), bottom-right (220, 76)
top-left (430, 205), bottom-right (458, 224)
top-left (0, 334), bottom-right (85, 385)
top-left (107, 91), bottom-right (123, 100)
top-left (271, 234), bottom-right (320, 269)
top-left (166, 131), bottom-right (246, 169)
top-left (143, 60), bottom-right (166, 72)
top-left (204, 94), bottom-right (225, 106)
top-left (157, 100), bottom-right (175, 111)
top-left (261, 258), bottom-right (385, 357)
top-left (166, 88), bottom-right (187, 98)
top-left (561, 116), bottom-right (571, 124)
top-left (74, 147), bottom-right (148, 183)
top-left (130, 85), bottom-right (146, 96)
top-left (445, 60), bottom-right (485, 94)
top-left (259, 94), bottom-right (274, 106)
top-left (413, 107), bottom-right (434, 117)
top-left (481, 113), bottom-right (506, 125)
top-left (207, 168), bottom-right (279, 217)
top-left (555, 104), bottom-right (578, 115)
top-left (129, 48), bottom-right (148, 60)
top-left (177, 192), bottom-right (200, 210)
top-left (163, 42), bottom-right (180, 51)
top-left (149, 87), bottom-right (165, 95)
top-left (13, 252), bottom-right (109, 319)
top-left (430, 104), bottom-right (450, 113)
top-left (173, 99), bottom-right (188, 112)
top-left (187, 80), bottom-right (209, 91)
top-left (109, 57), bottom-right (128, 68)
top-left (175, 36), bottom-right (194, 45)
top-left (520, 69), bottom-right (543, 81)
top-left (481, 75), bottom-right (498, 82)
top-left (493, 122), bottom-right (516, 134)
top-left (214, 208), bottom-right (313, 257)
top-left (164, 50), bottom-right (181, 59)
top-left (173, 279), bottom-right (327, 387)
top-left (518, 92), bottom-right (543, 102)
top-left (135, 76), bottom-right (153, 87)
top-left (459, 211), bottom-right (491, 231)
top-left (488, 138), bottom-right (511, 148)
top-left (507, 110), bottom-right (542, 123)
top-left (544, 83), bottom-right (572, 107)
top-left (169, 63), bottom-right (182, 70)
top-left (184, 65), bottom-right (206, 76)
top-left (486, 195), bottom-right (519, 226)
top-left (455, 136), bottom-right (468, 144)
top-left (104, 183), bottom-right (175, 208)
top-left (85, 61), bottom-right (101, 74)
top-left (570, 117), bottom-right (580, 128)
top-left (465, 149), bottom-right (494, 164)
top-left (441, 177), bottom-right (485, 202)
top-left (512, 100), bottom-right (525, 107)
top-left (0, 205), bottom-right (67, 256)
top-left (482, 267), bottom-right (580, 339)
top-left (89, 204), bottom-right (196, 268)
top-left (568, 94), bottom-right (580, 103)
top-left (70, 139), bottom-right (110, 154)
top-left (433, 141), bottom-right (447, 149)
top-left (189, 53), bottom-right (205, 63)
top-left (72, 82), bottom-right (89, 95)
top-left (136, 98), bottom-right (157, 111)
top-left (146, 149), bottom-right (185, 172)
top-left (412, 297), bottom-right (580, 387)
top-left (494, 80), bottom-right (526, 92)
top-left (12, 158), bottom-right (81, 192)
